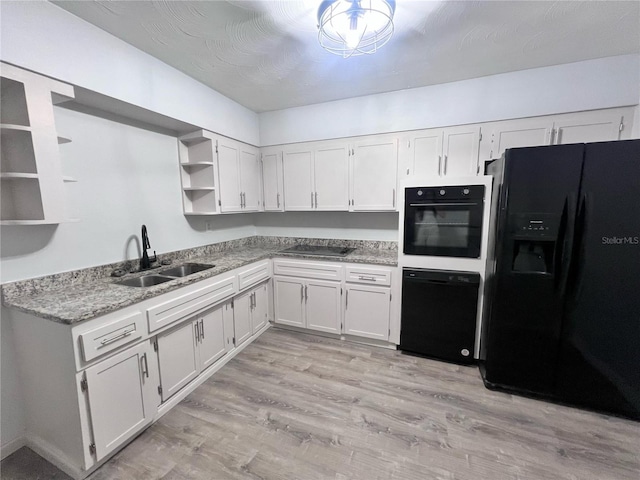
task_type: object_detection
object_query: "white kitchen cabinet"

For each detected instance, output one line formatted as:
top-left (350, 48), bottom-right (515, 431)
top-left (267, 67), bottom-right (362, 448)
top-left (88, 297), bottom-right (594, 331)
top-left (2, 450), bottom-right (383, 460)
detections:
top-left (197, 307), bottom-right (227, 370)
top-left (403, 126), bottom-right (480, 180)
top-left (489, 119), bottom-right (552, 159)
top-left (314, 142), bottom-right (349, 210)
top-left (217, 137), bottom-right (243, 213)
top-left (239, 143), bottom-right (261, 211)
top-left (283, 147), bottom-right (314, 210)
top-left (157, 320), bottom-right (199, 402)
top-left (233, 289), bottom-right (254, 346)
top-left (251, 282), bottom-right (269, 333)
top-left (553, 111), bottom-right (623, 144)
top-left (261, 149), bottom-right (284, 211)
top-left (350, 137), bottom-right (398, 211)
top-left (1, 62), bottom-right (76, 225)
top-left (156, 304), bottom-right (228, 402)
top-left (442, 125), bottom-right (481, 177)
top-left (344, 284), bottom-right (391, 341)
top-left (274, 276), bottom-right (306, 327)
top-left (282, 142), bottom-right (349, 211)
top-left (305, 279), bottom-right (342, 334)
top-left (84, 341), bottom-right (158, 462)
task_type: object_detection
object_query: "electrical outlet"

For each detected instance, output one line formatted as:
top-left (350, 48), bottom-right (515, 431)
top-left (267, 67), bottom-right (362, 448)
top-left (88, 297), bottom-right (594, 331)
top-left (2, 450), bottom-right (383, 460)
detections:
top-left (205, 221), bottom-right (212, 231)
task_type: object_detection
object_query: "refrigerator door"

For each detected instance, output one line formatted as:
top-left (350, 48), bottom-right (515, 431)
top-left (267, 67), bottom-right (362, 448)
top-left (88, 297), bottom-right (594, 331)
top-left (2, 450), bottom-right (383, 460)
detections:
top-left (484, 144), bottom-right (583, 394)
top-left (556, 139), bottom-right (640, 419)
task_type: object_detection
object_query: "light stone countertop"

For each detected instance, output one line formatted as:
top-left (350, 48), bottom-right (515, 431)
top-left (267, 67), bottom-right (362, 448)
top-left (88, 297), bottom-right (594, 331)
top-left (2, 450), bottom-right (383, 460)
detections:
top-left (2, 238), bottom-right (398, 325)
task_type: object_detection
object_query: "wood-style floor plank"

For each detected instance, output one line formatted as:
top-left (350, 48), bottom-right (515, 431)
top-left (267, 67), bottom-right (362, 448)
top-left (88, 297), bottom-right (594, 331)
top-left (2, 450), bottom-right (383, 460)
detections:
top-left (3, 327), bottom-right (639, 479)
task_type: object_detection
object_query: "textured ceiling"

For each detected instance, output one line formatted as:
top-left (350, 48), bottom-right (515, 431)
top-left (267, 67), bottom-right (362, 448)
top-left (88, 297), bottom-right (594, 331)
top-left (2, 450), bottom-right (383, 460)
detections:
top-left (53, 1), bottom-right (640, 113)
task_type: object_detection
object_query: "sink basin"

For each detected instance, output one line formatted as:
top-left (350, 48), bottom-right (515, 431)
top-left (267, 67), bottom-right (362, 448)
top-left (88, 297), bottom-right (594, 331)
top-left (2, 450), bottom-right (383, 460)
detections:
top-left (116, 275), bottom-right (174, 288)
top-left (159, 263), bottom-right (215, 277)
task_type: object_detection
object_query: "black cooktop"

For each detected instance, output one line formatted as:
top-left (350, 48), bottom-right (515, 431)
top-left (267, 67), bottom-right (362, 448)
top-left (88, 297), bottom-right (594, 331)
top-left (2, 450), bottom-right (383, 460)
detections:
top-left (279, 245), bottom-right (355, 257)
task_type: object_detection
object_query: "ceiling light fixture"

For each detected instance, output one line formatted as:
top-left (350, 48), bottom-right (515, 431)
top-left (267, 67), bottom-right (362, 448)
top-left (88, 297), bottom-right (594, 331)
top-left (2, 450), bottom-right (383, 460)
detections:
top-left (317, 0), bottom-right (396, 58)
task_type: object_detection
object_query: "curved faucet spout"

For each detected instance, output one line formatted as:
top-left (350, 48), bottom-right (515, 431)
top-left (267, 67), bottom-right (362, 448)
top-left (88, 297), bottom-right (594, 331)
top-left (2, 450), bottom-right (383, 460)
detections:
top-left (139, 224), bottom-right (156, 270)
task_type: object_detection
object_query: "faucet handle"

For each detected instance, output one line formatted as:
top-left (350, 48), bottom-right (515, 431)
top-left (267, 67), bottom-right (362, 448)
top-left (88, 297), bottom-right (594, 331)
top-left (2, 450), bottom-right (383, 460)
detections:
top-left (150, 250), bottom-right (157, 264)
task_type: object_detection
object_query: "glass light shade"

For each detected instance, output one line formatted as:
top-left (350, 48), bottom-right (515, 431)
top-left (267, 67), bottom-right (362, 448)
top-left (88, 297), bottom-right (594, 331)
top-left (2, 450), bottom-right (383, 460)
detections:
top-left (317, 0), bottom-right (396, 58)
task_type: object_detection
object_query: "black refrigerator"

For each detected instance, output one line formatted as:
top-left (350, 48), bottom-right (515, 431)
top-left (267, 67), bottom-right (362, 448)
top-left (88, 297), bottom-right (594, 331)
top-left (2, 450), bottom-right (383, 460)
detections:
top-left (481, 139), bottom-right (640, 420)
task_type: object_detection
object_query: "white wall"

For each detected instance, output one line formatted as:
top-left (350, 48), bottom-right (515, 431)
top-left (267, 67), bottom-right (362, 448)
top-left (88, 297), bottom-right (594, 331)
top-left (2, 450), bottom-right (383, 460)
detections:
top-left (0, 0), bottom-right (259, 146)
top-left (255, 212), bottom-right (399, 242)
top-left (259, 54), bottom-right (640, 146)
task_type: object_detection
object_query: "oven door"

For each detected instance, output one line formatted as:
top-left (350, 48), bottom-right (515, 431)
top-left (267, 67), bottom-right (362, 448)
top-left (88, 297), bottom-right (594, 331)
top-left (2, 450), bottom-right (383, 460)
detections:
top-left (403, 187), bottom-right (484, 258)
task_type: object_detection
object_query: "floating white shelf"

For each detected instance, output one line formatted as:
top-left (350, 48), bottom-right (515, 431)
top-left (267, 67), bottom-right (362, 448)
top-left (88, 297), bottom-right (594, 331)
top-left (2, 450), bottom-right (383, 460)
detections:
top-left (180, 161), bottom-right (214, 167)
top-left (183, 186), bottom-right (215, 192)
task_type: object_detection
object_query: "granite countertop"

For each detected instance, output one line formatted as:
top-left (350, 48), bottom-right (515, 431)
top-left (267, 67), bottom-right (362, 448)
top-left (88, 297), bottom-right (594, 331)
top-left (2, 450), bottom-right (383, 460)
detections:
top-left (2, 237), bottom-right (397, 325)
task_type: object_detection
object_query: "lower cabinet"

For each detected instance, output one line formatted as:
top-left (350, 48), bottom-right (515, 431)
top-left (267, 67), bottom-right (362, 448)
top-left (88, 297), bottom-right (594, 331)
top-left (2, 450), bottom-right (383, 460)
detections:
top-left (156, 305), bottom-right (227, 402)
top-left (84, 341), bottom-right (158, 462)
top-left (274, 275), bottom-right (341, 334)
top-left (343, 284), bottom-right (391, 341)
top-left (233, 281), bottom-right (269, 346)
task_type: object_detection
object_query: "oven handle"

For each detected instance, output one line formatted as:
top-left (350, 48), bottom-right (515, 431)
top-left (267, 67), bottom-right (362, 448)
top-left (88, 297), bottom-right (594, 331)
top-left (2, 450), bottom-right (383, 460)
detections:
top-left (408, 202), bottom-right (479, 207)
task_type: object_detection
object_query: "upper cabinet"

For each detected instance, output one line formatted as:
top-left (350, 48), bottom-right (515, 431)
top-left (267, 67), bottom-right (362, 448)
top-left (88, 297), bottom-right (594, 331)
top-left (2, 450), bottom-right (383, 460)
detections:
top-left (350, 137), bottom-right (398, 211)
top-left (178, 131), bottom-right (261, 215)
top-left (402, 126), bottom-right (481, 181)
top-left (261, 148), bottom-right (284, 212)
top-left (486, 108), bottom-right (630, 161)
top-left (282, 141), bottom-right (349, 211)
top-left (1, 63), bottom-right (76, 225)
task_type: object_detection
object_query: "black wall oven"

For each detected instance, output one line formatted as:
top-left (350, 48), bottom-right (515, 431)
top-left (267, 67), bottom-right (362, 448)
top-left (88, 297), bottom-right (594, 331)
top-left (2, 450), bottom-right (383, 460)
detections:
top-left (403, 185), bottom-right (485, 258)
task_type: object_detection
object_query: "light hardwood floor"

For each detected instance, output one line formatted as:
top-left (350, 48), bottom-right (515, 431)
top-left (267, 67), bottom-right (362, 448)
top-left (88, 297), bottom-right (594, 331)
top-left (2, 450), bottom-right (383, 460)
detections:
top-left (3, 327), bottom-right (639, 479)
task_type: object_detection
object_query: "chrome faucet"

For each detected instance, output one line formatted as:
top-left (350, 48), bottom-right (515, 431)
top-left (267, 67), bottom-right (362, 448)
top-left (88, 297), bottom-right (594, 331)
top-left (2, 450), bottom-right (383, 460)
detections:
top-left (139, 224), bottom-right (157, 270)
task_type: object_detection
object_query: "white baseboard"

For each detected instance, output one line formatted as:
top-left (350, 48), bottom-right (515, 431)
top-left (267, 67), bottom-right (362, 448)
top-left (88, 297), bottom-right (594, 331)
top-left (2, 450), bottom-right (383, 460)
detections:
top-left (25, 435), bottom-right (85, 480)
top-left (1, 435), bottom-right (26, 460)
top-left (272, 323), bottom-right (397, 350)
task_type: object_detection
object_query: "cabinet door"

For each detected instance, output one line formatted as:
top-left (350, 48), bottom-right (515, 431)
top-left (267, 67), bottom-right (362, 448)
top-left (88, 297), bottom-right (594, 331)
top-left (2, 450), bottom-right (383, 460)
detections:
top-left (157, 320), bottom-right (199, 402)
top-left (314, 143), bottom-right (349, 211)
top-left (223, 301), bottom-right (235, 350)
top-left (198, 306), bottom-right (227, 371)
top-left (85, 342), bottom-right (157, 462)
top-left (344, 285), bottom-right (391, 341)
top-left (409, 131), bottom-right (443, 179)
top-left (283, 148), bottom-right (313, 210)
top-left (262, 151), bottom-right (283, 211)
top-left (442, 126), bottom-right (480, 177)
top-left (274, 276), bottom-right (305, 327)
top-left (305, 280), bottom-right (342, 334)
top-left (251, 283), bottom-right (269, 333)
top-left (351, 139), bottom-right (398, 211)
top-left (490, 119), bottom-right (552, 159)
top-left (239, 144), bottom-right (261, 212)
top-left (217, 139), bottom-right (242, 212)
top-left (553, 112), bottom-right (622, 145)
top-left (234, 291), bottom-right (253, 346)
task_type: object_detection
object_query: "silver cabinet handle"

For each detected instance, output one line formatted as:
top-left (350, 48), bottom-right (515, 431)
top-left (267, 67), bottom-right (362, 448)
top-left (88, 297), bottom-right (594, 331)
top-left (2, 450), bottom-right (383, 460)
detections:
top-left (315, 192), bottom-right (318, 208)
top-left (99, 327), bottom-right (135, 346)
top-left (304, 285), bottom-right (308, 301)
top-left (200, 318), bottom-right (204, 339)
top-left (141, 353), bottom-right (149, 378)
top-left (345, 290), bottom-right (348, 309)
top-left (358, 275), bottom-right (376, 282)
top-left (438, 155), bottom-right (442, 176)
top-left (311, 192), bottom-right (314, 208)
top-left (276, 192), bottom-right (280, 208)
top-left (301, 284), bottom-right (304, 302)
top-left (392, 189), bottom-right (396, 208)
top-left (443, 155), bottom-right (448, 175)
top-left (195, 322), bottom-right (200, 343)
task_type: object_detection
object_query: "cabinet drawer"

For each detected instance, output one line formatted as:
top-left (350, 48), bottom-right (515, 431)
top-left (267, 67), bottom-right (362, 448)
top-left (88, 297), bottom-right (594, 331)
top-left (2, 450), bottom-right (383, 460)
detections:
top-left (79, 311), bottom-right (144, 362)
top-left (238, 260), bottom-right (270, 290)
top-left (273, 259), bottom-right (342, 281)
top-left (345, 266), bottom-right (392, 286)
top-left (147, 274), bottom-right (237, 332)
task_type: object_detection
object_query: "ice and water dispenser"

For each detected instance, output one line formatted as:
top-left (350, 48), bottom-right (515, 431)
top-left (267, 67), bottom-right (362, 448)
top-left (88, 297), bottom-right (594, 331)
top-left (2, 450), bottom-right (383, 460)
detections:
top-left (509, 214), bottom-right (559, 274)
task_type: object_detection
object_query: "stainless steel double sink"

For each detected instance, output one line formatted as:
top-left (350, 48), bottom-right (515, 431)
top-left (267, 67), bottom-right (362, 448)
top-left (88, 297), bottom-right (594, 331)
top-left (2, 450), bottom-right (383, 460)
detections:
top-left (116, 263), bottom-right (215, 287)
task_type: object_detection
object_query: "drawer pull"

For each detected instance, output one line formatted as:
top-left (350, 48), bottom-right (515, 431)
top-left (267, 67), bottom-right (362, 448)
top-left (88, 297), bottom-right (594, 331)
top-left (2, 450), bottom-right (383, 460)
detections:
top-left (358, 275), bottom-right (377, 282)
top-left (99, 327), bottom-right (135, 346)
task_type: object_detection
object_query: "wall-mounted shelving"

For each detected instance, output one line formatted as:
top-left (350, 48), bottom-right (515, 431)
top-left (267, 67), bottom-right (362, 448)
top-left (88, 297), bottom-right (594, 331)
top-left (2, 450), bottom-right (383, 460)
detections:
top-left (178, 130), bottom-right (220, 215)
top-left (0, 62), bottom-right (76, 225)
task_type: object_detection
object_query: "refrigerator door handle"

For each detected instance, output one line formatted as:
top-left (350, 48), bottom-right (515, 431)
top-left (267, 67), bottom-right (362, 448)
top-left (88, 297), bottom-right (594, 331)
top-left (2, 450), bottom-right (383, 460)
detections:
top-left (554, 194), bottom-right (576, 297)
top-left (566, 193), bottom-right (589, 303)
